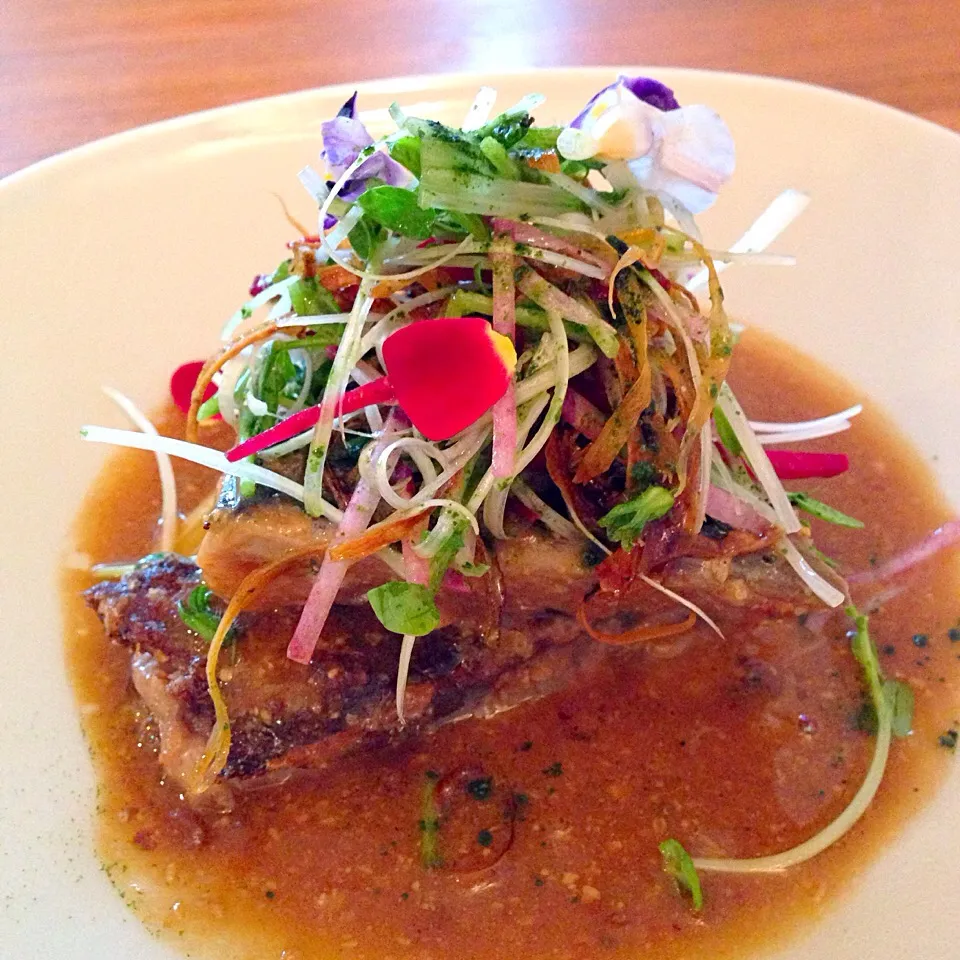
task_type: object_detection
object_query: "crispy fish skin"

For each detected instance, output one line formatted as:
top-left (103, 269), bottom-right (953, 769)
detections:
top-left (85, 554), bottom-right (597, 784)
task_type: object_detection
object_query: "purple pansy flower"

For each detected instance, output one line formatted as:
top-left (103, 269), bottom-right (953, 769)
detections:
top-left (320, 92), bottom-right (411, 202)
top-left (571, 75), bottom-right (679, 128)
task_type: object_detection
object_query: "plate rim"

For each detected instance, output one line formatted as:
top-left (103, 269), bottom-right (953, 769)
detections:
top-left (3, 62), bottom-right (959, 960)
top-left (3, 64), bottom-right (959, 193)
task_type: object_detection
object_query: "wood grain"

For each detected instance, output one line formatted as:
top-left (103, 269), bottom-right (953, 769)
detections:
top-left (2, 0), bottom-right (958, 177)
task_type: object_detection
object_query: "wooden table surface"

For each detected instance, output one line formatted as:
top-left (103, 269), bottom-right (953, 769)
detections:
top-left (2, 0), bottom-right (958, 178)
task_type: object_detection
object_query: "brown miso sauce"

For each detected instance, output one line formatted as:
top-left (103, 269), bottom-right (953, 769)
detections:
top-left (62, 329), bottom-right (960, 960)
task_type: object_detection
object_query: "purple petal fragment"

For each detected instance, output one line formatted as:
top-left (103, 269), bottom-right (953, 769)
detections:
top-left (339, 153), bottom-right (412, 201)
top-left (321, 92), bottom-right (413, 201)
top-left (620, 76), bottom-right (679, 112)
top-left (337, 91), bottom-right (358, 119)
top-left (571, 74), bottom-right (680, 127)
top-left (321, 116), bottom-right (374, 176)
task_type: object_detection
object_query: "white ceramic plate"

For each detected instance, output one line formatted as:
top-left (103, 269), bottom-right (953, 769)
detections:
top-left (1, 68), bottom-right (958, 960)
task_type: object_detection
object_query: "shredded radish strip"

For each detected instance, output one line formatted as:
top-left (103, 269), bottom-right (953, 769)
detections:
top-left (395, 634), bottom-right (417, 724)
top-left (297, 164), bottom-right (329, 204)
top-left (221, 275), bottom-right (299, 340)
top-left (303, 283), bottom-right (376, 516)
top-left (517, 269), bottom-right (619, 358)
top-left (372, 437), bottom-right (448, 509)
top-left (287, 413), bottom-right (406, 664)
top-left (483, 394), bottom-right (549, 539)
top-left (696, 692), bottom-right (889, 873)
top-left (687, 189), bottom-right (810, 291)
top-left (716, 384), bottom-right (801, 534)
top-left (379, 428), bottom-right (490, 512)
top-left (323, 205), bottom-right (364, 252)
top-left (492, 218), bottom-right (614, 275)
top-left (848, 520), bottom-right (960, 585)
top-left (462, 86), bottom-right (497, 131)
top-left (350, 358), bottom-right (386, 433)
top-left (561, 388), bottom-right (604, 440)
top-left (80, 426), bottom-right (342, 520)
top-left (384, 242), bottom-right (608, 279)
top-left (418, 499), bottom-right (481, 537)
top-left (750, 404), bottom-right (862, 433)
top-left (402, 534), bottom-right (430, 586)
top-left (361, 286), bottom-right (457, 360)
top-left (512, 311), bottom-right (570, 478)
top-left (705, 484), bottom-right (771, 535)
top-left (275, 312), bottom-right (379, 329)
top-left (758, 423), bottom-right (853, 445)
top-left (468, 389), bottom-right (554, 519)
top-left (511, 478), bottom-right (583, 541)
top-left (693, 423), bottom-right (713, 534)
top-left (638, 574), bottom-right (725, 639)
top-left (102, 388), bottom-right (178, 552)
top-left (779, 538), bottom-right (846, 607)
top-left (489, 236), bottom-right (518, 479)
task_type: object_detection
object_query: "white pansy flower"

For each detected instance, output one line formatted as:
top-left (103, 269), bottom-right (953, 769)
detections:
top-left (558, 81), bottom-right (735, 214)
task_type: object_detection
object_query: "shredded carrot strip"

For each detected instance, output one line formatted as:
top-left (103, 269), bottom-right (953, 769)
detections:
top-left (577, 594), bottom-right (696, 646)
top-left (523, 151), bottom-right (562, 173)
top-left (185, 321), bottom-right (279, 443)
top-left (188, 542), bottom-right (328, 794)
top-left (317, 263), bottom-right (360, 292)
top-left (574, 352), bottom-right (652, 483)
top-left (656, 351), bottom-right (696, 420)
top-left (372, 269), bottom-right (441, 298)
top-left (328, 509), bottom-right (429, 562)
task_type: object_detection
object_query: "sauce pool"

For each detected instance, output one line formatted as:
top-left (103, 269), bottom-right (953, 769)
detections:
top-left (61, 329), bottom-right (960, 960)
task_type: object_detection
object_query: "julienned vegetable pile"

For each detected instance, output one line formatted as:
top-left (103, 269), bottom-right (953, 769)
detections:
top-left (82, 76), bottom-right (923, 891)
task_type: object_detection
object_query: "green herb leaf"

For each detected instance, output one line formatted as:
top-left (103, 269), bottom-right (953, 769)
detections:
top-left (367, 581), bottom-right (440, 636)
top-left (788, 492), bottom-right (864, 528)
top-left (712, 406), bottom-right (742, 458)
top-left (196, 394), bottom-right (220, 421)
top-left (348, 216), bottom-right (383, 261)
top-left (288, 276), bottom-right (340, 317)
top-left (419, 772), bottom-right (443, 868)
top-left (884, 678), bottom-right (914, 737)
top-left (848, 604), bottom-right (885, 710)
top-left (513, 125), bottom-right (563, 152)
top-left (471, 110), bottom-right (534, 149)
top-left (427, 515), bottom-right (468, 594)
top-left (479, 136), bottom-right (521, 179)
top-left (177, 585), bottom-right (232, 644)
top-left (476, 829), bottom-right (494, 848)
top-left (357, 185), bottom-right (439, 239)
top-left (847, 604), bottom-right (912, 739)
top-left (444, 210), bottom-right (491, 241)
top-left (659, 838), bottom-right (703, 911)
top-left (389, 136), bottom-right (422, 177)
top-left (598, 486), bottom-right (675, 550)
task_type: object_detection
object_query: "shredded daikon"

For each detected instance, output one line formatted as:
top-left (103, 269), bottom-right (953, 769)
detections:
top-left (101, 388), bottom-right (178, 553)
top-left (716, 384), bottom-right (801, 534)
